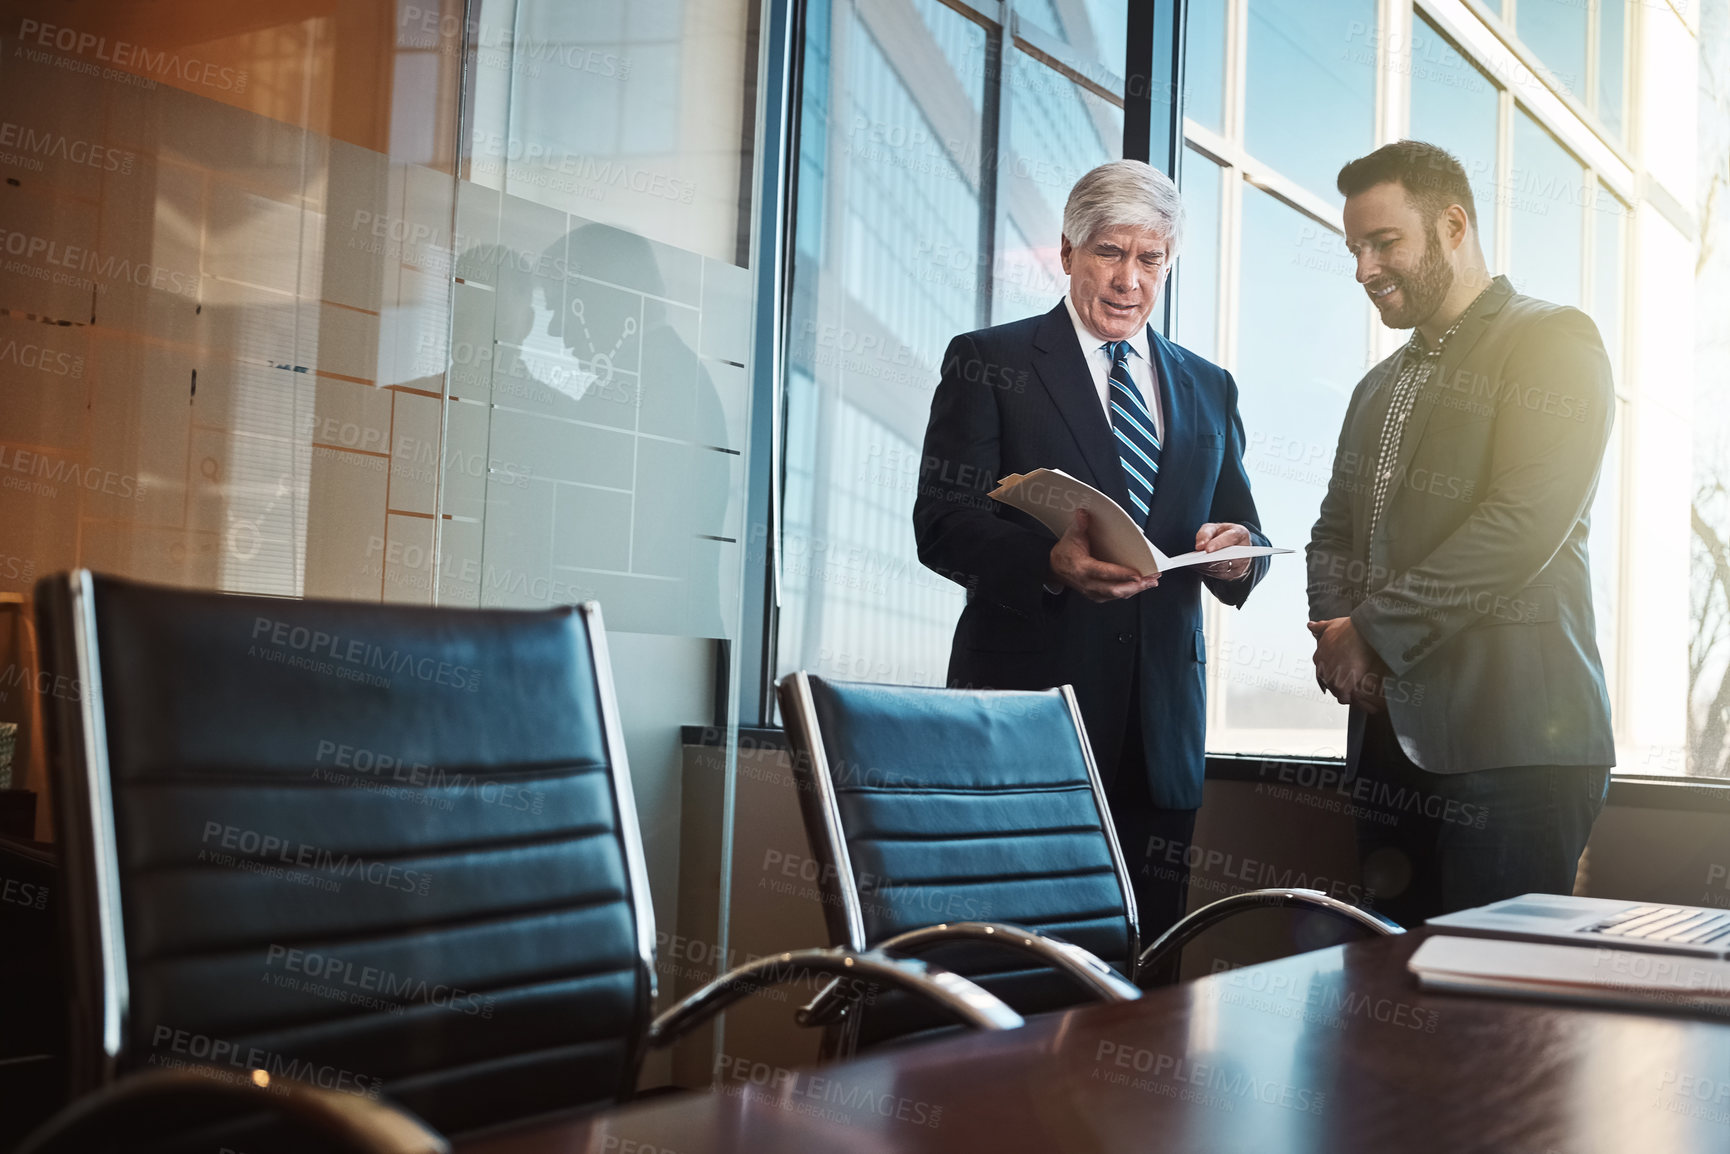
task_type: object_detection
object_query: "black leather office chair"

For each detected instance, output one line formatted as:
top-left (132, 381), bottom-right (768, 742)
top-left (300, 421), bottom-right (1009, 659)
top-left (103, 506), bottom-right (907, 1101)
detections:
top-left (22, 573), bottom-right (1023, 1154)
top-left (777, 673), bottom-right (1402, 1049)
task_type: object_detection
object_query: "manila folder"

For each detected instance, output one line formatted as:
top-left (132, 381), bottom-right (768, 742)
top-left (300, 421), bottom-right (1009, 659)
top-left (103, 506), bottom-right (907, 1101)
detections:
top-left (989, 468), bottom-right (1290, 577)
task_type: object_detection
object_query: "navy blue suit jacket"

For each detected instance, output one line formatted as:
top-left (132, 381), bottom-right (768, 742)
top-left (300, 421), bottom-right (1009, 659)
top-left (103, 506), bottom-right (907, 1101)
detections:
top-left (913, 302), bottom-right (1269, 809)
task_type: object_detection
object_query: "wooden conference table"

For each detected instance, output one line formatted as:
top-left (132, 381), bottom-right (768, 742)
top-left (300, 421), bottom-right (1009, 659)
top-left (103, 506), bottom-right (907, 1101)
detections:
top-left (458, 930), bottom-right (1730, 1154)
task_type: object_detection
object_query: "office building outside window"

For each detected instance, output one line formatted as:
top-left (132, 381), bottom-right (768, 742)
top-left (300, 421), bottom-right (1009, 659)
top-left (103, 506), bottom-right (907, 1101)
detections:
top-left (776, 0), bottom-right (1126, 692)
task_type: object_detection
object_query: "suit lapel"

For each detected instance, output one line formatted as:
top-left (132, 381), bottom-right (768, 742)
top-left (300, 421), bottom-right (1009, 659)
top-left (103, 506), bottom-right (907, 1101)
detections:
top-left (1380, 276), bottom-right (1514, 523)
top-left (1030, 302), bottom-right (1128, 505)
top-left (1143, 328), bottom-right (1190, 544)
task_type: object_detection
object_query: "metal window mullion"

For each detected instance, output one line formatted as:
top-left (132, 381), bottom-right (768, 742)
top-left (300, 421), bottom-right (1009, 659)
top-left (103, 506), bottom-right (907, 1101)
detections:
top-left (1376, 0), bottom-right (1411, 147)
top-left (751, 0), bottom-right (802, 723)
top-left (1226, 0), bottom-right (1246, 146)
top-left (978, 18), bottom-right (1005, 329)
top-left (989, 5), bottom-right (1015, 327)
top-left (1204, 160), bottom-right (1243, 736)
top-left (1495, 85), bottom-right (1513, 275)
top-left (1124, 0), bottom-right (1157, 166)
top-left (1416, 0), bottom-right (1635, 186)
top-left (1610, 385), bottom-right (1631, 747)
top-left (1582, 168), bottom-right (1596, 313)
top-left (1585, 0), bottom-right (1599, 119)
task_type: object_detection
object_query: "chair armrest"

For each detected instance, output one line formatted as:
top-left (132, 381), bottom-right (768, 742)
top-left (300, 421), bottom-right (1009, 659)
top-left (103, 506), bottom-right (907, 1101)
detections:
top-left (645, 947), bottom-right (1024, 1049)
top-left (17, 1065), bottom-right (449, 1154)
top-left (797, 920), bottom-right (1139, 1027)
top-left (1136, 887), bottom-right (1404, 986)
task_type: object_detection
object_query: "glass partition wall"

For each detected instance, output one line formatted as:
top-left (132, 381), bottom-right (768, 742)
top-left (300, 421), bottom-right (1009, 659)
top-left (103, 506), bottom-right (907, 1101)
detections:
top-left (0, 0), bottom-right (763, 1085)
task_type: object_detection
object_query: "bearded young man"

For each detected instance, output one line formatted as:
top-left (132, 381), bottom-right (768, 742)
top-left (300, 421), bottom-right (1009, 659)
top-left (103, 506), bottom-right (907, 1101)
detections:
top-left (1307, 141), bottom-right (1616, 926)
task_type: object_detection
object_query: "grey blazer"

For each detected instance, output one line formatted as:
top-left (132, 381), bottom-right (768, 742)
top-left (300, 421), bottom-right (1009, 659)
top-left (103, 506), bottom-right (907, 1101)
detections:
top-left (1306, 275), bottom-right (1616, 774)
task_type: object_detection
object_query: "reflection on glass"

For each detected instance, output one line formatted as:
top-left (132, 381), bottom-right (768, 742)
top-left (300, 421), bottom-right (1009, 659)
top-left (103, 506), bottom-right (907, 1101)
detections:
top-left (995, 218), bottom-right (1062, 328)
top-left (1409, 16), bottom-right (1500, 266)
top-left (1217, 189), bottom-right (1367, 749)
top-left (1245, 0), bottom-right (1375, 205)
top-left (471, 0), bottom-right (756, 263)
top-left (454, 0), bottom-right (758, 637)
top-left (1509, 108), bottom-right (1584, 308)
top-left (795, 0), bottom-right (833, 263)
top-left (776, 0), bottom-right (987, 688)
top-left (478, 225), bottom-right (734, 636)
top-left (1184, 0), bottom-right (1228, 132)
top-left (1598, 0), bottom-right (1626, 138)
top-left (995, 49), bottom-right (1124, 324)
top-left (1176, 152), bottom-right (1223, 358)
top-left (1515, 0), bottom-right (1587, 98)
top-left (0, 0), bottom-right (763, 880)
top-left (1016, 0), bottom-right (1129, 78)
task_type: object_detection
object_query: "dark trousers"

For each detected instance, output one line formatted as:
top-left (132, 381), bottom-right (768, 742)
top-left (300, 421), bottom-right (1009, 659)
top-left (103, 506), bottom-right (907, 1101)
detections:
top-left (1353, 710), bottom-right (1610, 928)
top-left (1107, 682), bottom-right (1197, 946)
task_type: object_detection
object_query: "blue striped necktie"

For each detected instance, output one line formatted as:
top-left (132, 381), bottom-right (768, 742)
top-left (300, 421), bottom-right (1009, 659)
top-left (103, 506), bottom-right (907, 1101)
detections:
top-left (1105, 340), bottom-right (1159, 526)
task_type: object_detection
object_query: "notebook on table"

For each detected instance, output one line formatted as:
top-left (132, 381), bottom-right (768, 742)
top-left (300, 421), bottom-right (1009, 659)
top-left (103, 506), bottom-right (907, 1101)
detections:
top-left (1408, 934), bottom-right (1730, 1015)
top-left (1410, 893), bottom-right (1730, 1014)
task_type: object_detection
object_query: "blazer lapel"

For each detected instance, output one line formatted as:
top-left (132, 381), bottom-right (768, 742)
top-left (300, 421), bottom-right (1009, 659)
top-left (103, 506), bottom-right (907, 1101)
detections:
top-left (1031, 302), bottom-right (1128, 504)
top-left (1142, 328), bottom-right (1190, 546)
top-left (1367, 276), bottom-right (1514, 571)
top-left (1381, 277), bottom-right (1514, 509)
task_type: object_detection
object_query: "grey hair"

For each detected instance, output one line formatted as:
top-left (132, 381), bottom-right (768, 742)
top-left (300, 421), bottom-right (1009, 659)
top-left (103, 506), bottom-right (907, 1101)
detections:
top-left (1062, 160), bottom-right (1185, 257)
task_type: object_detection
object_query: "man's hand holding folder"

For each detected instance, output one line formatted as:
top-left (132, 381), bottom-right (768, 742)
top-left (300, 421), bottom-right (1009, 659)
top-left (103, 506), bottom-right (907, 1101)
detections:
top-left (991, 468), bottom-right (1290, 601)
top-left (1049, 508), bottom-right (1161, 602)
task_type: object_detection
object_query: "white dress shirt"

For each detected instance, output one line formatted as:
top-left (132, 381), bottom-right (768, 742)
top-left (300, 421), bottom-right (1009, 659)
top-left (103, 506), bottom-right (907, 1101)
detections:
top-left (1063, 294), bottom-right (1165, 442)
top-left (1043, 298), bottom-right (1169, 594)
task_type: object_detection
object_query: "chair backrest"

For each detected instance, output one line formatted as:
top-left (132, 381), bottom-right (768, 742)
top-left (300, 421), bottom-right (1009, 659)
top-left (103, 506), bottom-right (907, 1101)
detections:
top-left (36, 571), bottom-right (656, 1138)
top-left (778, 673), bottom-right (1137, 1045)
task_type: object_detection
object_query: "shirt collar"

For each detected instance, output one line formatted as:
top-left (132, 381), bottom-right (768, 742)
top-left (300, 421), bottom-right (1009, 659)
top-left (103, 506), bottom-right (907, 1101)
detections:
top-left (1064, 295), bottom-right (1152, 367)
top-left (1408, 282), bottom-right (1495, 359)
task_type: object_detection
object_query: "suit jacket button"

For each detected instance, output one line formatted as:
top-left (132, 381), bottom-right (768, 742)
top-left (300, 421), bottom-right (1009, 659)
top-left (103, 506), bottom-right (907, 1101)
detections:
top-left (1117, 632), bottom-right (1133, 644)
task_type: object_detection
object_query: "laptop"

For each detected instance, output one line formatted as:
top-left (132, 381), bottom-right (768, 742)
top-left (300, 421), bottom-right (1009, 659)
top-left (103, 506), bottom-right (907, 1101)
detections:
top-left (1427, 893), bottom-right (1730, 959)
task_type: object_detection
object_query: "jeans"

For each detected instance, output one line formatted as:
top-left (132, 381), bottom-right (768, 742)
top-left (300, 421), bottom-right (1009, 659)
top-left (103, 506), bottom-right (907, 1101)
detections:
top-left (1353, 711), bottom-right (1611, 928)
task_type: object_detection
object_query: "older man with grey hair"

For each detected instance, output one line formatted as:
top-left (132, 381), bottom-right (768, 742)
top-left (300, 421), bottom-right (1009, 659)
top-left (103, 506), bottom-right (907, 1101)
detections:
top-left (914, 159), bottom-right (1271, 934)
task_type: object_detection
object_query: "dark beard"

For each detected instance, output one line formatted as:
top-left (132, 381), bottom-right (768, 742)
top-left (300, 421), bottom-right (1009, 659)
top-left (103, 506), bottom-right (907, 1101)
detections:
top-left (1374, 228), bottom-right (1454, 330)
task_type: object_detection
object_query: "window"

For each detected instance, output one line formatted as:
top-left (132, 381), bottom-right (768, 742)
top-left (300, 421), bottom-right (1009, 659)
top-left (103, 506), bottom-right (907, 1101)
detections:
top-left (1185, 0), bottom-right (1228, 134)
top-left (1509, 108), bottom-right (1584, 309)
top-left (1598, 0), bottom-right (1626, 139)
top-left (777, 0), bottom-right (993, 690)
top-left (1017, 0), bottom-right (1128, 78)
top-left (1244, 0), bottom-right (1376, 206)
top-left (1175, 151), bottom-right (1223, 359)
top-left (1212, 187), bottom-right (1369, 754)
top-left (1409, 15), bottom-right (1501, 267)
top-left (1176, 0), bottom-right (1728, 781)
top-left (1516, 0), bottom-right (1587, 99)
top-left (996, 51), bottom-right (1125, 324)
top-left (776, 0), bottom-right (1138, 694)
